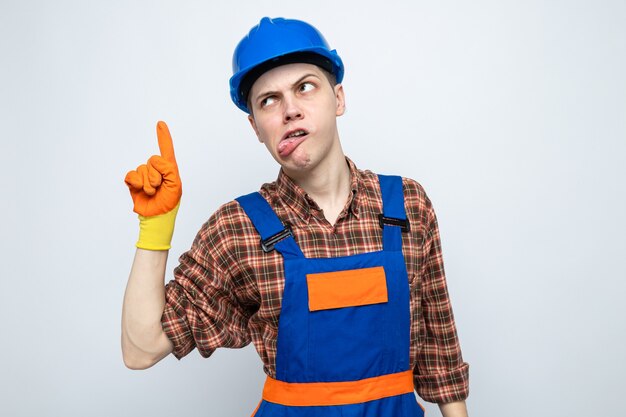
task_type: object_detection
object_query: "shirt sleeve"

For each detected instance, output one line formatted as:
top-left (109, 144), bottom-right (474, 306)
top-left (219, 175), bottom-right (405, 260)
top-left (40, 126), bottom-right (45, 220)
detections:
top-left (161, 205), bottom-right (254, 360)
top-left (412, 191), bottom-right (470, 403)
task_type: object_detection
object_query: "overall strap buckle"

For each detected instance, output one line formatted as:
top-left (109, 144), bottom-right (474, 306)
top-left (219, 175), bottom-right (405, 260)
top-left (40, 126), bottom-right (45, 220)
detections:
top-left (261, 223), bottom-right (293, 253)
top-left (378, 214), bottom-right (410, 233)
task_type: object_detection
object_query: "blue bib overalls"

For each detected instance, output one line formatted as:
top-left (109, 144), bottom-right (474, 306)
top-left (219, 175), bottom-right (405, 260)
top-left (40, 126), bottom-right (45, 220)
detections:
top-left (236, 175), bottom-right (425, 417)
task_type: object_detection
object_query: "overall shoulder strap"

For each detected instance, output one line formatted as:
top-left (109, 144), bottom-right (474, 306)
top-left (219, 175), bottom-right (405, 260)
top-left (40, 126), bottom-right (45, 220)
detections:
top-left (235, 192), bottom-right (304, 259)
top-left (378, 174), bottom-right (409, 252)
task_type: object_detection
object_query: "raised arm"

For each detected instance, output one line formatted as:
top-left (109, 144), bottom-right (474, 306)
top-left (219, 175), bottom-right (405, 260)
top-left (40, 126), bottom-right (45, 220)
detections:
top-left (121, 121), bottom-right (181, 369)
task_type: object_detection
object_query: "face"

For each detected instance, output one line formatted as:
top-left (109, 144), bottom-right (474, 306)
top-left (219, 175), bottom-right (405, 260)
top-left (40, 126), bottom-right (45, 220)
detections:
top-left (247, 63), bottom-right (346, 177)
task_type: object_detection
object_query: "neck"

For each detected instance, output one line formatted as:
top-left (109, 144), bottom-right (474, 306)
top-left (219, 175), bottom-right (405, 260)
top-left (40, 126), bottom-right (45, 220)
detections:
top-left (284, 149), bottom-right (351, 225)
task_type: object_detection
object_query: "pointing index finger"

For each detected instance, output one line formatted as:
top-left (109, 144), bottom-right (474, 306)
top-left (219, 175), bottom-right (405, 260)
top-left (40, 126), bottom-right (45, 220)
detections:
top-left (156, 120), bottom-right (176, 162)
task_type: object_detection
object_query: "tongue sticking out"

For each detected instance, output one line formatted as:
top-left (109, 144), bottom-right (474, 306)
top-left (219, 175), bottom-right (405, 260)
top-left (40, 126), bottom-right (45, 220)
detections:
top-left (278, 134), bottom-right (308, 157)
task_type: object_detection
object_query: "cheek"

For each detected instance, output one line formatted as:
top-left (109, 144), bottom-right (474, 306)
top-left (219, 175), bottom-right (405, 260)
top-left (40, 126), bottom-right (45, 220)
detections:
top-left (256, 115), bottom-right (279, 132)
top-left (252, 118), bottom-right (270, 141)
top-left (256, 121), bottom-right (281, 146)
top-left (311, 108), bottom-right (334, 131)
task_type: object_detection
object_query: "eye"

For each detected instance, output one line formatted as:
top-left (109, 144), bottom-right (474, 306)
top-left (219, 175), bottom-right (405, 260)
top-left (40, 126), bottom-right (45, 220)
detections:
top-left (260, 96), bottom-right (276, 107)
top-left (299, 82), bottom-right (315, 93)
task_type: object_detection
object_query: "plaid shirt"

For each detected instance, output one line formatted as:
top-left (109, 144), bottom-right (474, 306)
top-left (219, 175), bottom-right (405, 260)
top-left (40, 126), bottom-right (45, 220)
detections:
top-left (161, 158), bottom-right (469, 403)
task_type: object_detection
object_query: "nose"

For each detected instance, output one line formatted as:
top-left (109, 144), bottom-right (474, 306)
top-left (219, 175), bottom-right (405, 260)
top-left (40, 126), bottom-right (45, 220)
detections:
top-left (283, 95), bottom-right (303, 123)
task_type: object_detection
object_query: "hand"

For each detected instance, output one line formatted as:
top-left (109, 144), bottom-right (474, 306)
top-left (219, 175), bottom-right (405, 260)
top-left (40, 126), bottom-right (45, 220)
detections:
top-left (125, 121), bottom-right (182, 217)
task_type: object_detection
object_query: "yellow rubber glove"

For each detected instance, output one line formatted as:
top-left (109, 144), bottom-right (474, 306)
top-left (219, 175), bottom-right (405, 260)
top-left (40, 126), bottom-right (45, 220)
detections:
top-left (124, 121), bottom-right (182, 250)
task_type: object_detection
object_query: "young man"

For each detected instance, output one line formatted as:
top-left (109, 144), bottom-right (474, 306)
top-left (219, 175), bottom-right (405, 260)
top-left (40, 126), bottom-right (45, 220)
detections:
top-left (122, 17), bottom-right (469, 417)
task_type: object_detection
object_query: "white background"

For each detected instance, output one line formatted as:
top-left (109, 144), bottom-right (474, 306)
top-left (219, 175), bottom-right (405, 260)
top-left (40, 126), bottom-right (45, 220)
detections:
top-left (1, 1), bottom-right (625, 416)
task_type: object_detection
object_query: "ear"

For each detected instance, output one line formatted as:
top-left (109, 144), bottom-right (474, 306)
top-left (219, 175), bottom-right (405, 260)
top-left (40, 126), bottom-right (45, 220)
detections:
top-left (247, 114), bottom-right (263, 143)
top-left (334, 84), bottom-right (346, 116)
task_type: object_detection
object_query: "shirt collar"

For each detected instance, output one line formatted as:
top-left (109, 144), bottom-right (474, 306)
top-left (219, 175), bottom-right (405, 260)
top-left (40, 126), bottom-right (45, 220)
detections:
top-left (276, 157), bottom-right (361, 224)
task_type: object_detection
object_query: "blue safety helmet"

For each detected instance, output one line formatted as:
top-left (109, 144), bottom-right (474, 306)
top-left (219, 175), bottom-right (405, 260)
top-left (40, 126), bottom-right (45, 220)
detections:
top-left (230, 17), bottom-right (345, 113)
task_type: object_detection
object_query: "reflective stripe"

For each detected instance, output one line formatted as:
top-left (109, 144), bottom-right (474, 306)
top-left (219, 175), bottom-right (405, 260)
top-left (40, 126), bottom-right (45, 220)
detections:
top-left (262, 370), bottom-right (414, 406)
top-left (306, 266), bottom-right (388, 311)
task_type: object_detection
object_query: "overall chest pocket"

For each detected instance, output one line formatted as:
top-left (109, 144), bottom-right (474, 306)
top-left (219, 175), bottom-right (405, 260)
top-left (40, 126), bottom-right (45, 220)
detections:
top-left (306, 266), bottom-right (388, 311)
top-left (306, 266), bottom-right (392, 381)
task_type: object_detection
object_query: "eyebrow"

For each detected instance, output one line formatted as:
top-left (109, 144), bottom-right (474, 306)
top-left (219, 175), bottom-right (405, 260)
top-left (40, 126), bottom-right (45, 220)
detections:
top-left (253, 73), bottom-right (320, 103)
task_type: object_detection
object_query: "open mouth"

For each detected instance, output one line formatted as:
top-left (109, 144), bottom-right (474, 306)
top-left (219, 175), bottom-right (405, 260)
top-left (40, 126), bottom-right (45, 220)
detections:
top-left (285, 129), bottom-right (308, 139)
top-left (278, 129), bottom-right (309, 157)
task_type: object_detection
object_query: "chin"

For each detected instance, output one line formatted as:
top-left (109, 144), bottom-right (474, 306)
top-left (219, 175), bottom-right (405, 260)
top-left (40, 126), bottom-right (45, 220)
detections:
top-left (281, 152), bottom-right (313, 172)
